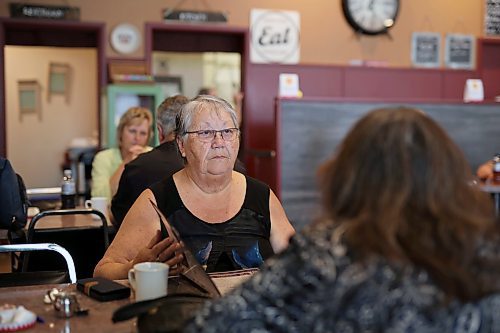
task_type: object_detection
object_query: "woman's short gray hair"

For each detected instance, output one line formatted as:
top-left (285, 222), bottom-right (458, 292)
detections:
top-left (176, 95), bottom-right (239, 143)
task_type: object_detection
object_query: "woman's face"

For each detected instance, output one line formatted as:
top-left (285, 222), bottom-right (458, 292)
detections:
top-left (120, 118), bottom-right (150, 151)
top-left (178, 107), bottom-right (239, 177)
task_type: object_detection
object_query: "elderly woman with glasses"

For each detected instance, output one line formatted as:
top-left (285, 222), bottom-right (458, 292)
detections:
top-left (94, 95), bottom-right (295, 279)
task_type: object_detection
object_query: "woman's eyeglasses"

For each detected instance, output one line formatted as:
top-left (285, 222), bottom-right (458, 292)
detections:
top-left (184, 128), bottom-right (239, 142)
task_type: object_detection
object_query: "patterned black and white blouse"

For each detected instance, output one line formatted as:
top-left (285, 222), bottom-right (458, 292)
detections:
top-left (185, 224), bottom-right (500, 333)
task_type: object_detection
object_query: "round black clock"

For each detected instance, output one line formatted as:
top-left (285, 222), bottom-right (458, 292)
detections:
top-left (342, 0), bottom-right (400, 35)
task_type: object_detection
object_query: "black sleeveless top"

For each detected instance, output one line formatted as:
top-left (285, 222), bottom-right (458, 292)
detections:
top-left (149, 175), bottom-right (274, 273)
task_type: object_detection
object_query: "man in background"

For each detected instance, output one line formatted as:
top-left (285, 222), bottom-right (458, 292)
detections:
top-left (110, 95), bottom-right (188, 227)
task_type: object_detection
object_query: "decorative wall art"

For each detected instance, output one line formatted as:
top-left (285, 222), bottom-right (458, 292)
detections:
top-left (411, 32), bottom-right (441, 68)
top-left (110, 23), bottom-right (141, 55)
top-left (445, 34), bottom-right (475, 69)
top-left (18, 80), bottom-right (42, 121)
top-left (485, 0), bottom-right (500, 35)
top-left (48, 62), bottom-right (71, 102)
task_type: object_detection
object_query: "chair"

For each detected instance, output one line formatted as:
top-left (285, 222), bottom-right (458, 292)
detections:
top-left (0, 243), bottom-right (76, 287)
top-left (23, 209), bottom-right (110, 279)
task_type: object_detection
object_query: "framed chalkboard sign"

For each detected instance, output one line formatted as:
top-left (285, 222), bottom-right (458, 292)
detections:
top-left (444, 34), bottom-right (475, 69)
top-left (485, 0), bottom-right (500, 35)
top-left (411, 32), bottom-right (441, 68)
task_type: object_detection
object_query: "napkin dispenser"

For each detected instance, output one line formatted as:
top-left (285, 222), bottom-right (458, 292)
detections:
top-left (77, 277), bottom-right (130, 302)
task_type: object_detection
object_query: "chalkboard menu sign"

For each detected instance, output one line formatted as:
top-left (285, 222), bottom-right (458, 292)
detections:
top-left (445, 34), bottom-right (475, 69)
top-left (485, 0), bottom-right (500, 35)
top-left (411, 32), bottom-right (441, 68)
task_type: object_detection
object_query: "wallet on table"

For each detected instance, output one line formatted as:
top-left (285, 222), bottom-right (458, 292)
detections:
top-left (77, 277), bottom-right (131, 302)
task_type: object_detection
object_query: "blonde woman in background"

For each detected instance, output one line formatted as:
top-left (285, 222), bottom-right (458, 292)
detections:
top-left (91, 107), bottom-right (153, 202)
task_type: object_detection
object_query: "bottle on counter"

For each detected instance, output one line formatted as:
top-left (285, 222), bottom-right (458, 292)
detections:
top-left (493, 154), bottom-right (500, 185)
top-left (61, 169), bottom-right (76, 209)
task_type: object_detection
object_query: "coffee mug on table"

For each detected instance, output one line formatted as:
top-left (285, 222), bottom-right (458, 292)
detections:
top-left (85, 197), bottom-right (108, 220)
top-left (128, 262), bottom-right (169, 301)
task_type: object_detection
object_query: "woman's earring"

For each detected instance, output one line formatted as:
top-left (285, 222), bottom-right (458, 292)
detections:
top-left (181, 152), bottom-right (186, 157)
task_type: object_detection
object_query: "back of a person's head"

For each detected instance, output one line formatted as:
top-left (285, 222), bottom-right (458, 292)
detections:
top-left (318, 106), bottom-right (496, 300)
top-left (322, 107), bottom-right (474, 216)
top-left (116, 107), bottom-right (153, 146)
top-left (157, 95), bottom-right (189, 138)
top-left (197, 87), bottom-right (217, 96)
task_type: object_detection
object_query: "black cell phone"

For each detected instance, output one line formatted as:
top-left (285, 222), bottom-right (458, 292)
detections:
top-left (77, 277), bottom-right (130, 302)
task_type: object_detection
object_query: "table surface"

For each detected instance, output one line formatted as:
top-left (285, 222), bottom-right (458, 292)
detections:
top-left (0, 283), bottom-right (134, 333)
top-left (480, 183), bottom-right (500, 193)
top-left (0, 269), bottom-right (256, 332)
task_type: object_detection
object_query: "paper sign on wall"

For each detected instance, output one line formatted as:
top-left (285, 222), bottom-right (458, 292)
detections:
top-left (463, 79), bottom-right (484, 102)
top-left (279, 73), bottom-right (300, 97)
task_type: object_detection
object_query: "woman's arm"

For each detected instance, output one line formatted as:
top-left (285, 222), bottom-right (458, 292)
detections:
top-left (269, 190), bottom-right (295, 253)
top-left (91, 150), bottom-right (114, 199)
top-left (94, 189), bottom-right (183, 279)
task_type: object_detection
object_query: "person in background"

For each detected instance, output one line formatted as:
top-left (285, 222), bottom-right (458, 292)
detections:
top-left (476, 154), bottom-right (500, 181)
top-left (197, 87), bottom-right (217, 96)
top-left (91, 107), bottom-right (153, 202)
top-left (94, 95), bottom-right (295, 279)
top-left (110, 96), bottom-right (188, 228)
top-left (185, 107), bottom-right (500, 332)
top-left (0, 157), bottom-right (28, 231)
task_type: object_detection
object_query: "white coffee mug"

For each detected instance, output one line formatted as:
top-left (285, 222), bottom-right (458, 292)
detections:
top-left (128, 262), bottom-right (169, 302)
top-left (84, 197), bottom-right (108, 221)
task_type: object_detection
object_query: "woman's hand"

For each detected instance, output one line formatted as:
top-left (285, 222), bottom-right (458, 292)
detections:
top-left (132, 230), bottom-right (185, 275)
top-left (477, 162), bottom-right (493, 181)
top-left (123, 144), bottom-right (147, 164)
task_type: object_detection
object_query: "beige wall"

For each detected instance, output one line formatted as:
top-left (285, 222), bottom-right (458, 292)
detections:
top-left (0, 1), bottom-right (485, 67)
top-left (5, 46), bottom-right (97, 188)
top-left (0, 0), bottom-right (486, 189)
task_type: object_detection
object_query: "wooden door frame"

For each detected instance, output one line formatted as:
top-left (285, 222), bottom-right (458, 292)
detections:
top-left (144, 22), bottom-right (250, 158)
top-left (0, 18), bottom-right (106, 156)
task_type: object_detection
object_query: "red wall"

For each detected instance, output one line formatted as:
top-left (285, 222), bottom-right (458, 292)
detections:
top-left (244, 63), bottom-right (484, 192)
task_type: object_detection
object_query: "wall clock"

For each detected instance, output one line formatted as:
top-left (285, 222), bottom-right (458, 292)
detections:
top-left (342, 0), bottom-right (400, 36)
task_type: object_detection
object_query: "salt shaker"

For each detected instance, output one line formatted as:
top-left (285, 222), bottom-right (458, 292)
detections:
top-left (53, 292), bottom-right (78, 318)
